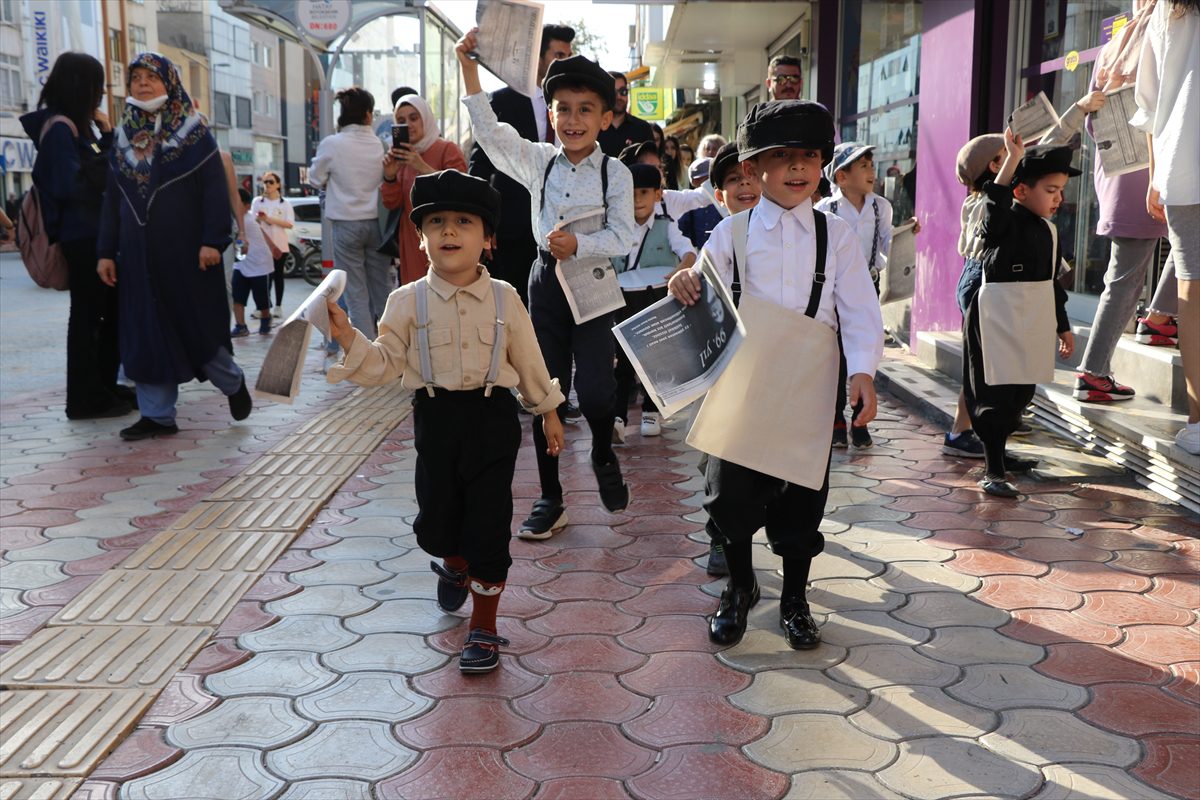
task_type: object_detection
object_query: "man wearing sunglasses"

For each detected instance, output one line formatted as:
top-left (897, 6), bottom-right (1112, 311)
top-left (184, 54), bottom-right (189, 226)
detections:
top-left (766, 55), bottom-right (804, 101)
top-left (598, 71), bottom-right (656, 158)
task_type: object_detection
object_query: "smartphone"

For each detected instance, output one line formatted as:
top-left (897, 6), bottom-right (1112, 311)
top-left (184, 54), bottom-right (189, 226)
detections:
top-left (392, 124), bottom-right (409, 149)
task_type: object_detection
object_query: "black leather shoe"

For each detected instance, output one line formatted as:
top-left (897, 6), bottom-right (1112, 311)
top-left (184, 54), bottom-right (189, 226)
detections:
top-left (119, 417), bottom-right (180, 441)
top-left (459, 628), bottom-right (509, 673)
top-left (706, 541), bottom-right (729, 577)
top-left (979, 476), bottom-right (1020, 498)
top-left (779, 598), bottom-right (822, 650)
top-left (228, 377), bottom-right (252, 421)
top-left (708, 582), bottom-right (760, 646)
top-left (430, 560), bottom-right (469, 612)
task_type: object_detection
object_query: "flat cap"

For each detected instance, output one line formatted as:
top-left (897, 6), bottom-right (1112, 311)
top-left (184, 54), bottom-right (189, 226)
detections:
top-left (688, 157), bottom-right (712, 183)
top-left (543, 55), bottom-right (617, 110)
top-left (409, 169), bottom-right (501, 231)
top-left (1014, 144), bottom-right (1082, 183)
top-left (629, 163), bottom-right (663, 189)
top-left (709, 141), bottom-right (742, 188)
top-left (956, 133), bottom-right (1004, 187)
top-left (736, 100), bottom-right (835, 164)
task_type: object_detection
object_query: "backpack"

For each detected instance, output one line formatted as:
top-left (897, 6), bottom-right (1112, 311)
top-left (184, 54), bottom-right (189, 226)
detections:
top-left (17, 115), bottom-right (78, 291)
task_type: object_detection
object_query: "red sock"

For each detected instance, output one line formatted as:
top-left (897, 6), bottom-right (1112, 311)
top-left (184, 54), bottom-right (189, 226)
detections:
top-left (468, 578), bottom-right (504, 634)
top-left (444, 555), bottom-right (468, 574)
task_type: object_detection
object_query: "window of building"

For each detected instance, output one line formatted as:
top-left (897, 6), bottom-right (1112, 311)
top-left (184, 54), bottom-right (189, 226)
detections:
top-left (129, 24), bottom-right (147, 56)
top-left (212, 18), bottom-right (231, 54)
top-left (0, 0), bottom-right (17, 24)
top-left (236, 96), bottom-right (252, 129)
top-left (266, 93), bottom-right (275, 117)
top-left (252, 41), bottom-right (273, 68)
top-left (0, 53), bottom-right (21, 109)
top-left (213, 91), bottom-right (232, 126)
top-left (838, 0), bottom-right (922, 224)
top-left (234, 27), bottom-right (250, 59)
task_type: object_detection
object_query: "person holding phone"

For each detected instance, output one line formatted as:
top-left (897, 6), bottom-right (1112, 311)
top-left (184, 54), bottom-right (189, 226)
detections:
top-left (381, 93), bottom-right (467, 285)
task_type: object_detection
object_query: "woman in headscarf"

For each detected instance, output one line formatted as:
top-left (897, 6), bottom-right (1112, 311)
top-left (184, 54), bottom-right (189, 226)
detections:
top-left (96, 52), bottom-right (251, 441)
top-left (381, 93), bottom-right (467, 285)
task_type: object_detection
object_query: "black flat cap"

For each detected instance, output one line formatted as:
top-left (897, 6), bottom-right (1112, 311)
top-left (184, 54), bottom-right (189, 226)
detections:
top-left (619, 140), bottom-right (659, 166)
top-left (737, 100), bottom-right (835, 164)
top-left (409, 169), bottom-right (501, 231)
top-left (629, 163), bottom-right (662, 189)
top-left (1014, 144), bottom-right (1082, 183)
top-left (543, 55), bottom-right (617, 110)
top-left (709, 141), bottom-right (742, 188)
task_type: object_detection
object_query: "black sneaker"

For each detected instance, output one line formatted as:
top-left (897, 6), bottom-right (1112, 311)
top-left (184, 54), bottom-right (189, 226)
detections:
top-left (942, 429), bottom-right (985, 458)
top-left (459, 628), bottom-right (509, 674)
top-left (228, 377), bottom-right (252, 421)
top-left (850, 425), bottom-right (873, 449)
top-left (706, 541), bottom-right (729, 577)
top-left (258, 317), bottom-right (272, 335)
top-left (979, 476), bottom-right (1019, 497)
top-left (430, 560), bottom-right (469, 612)
top-left (120, 417), bottom-right (180, 441)
top-left (592, 456), bottom-right (630, 512)
top-left (562, 402), bottom-right (583, 423)
top-left (832, 423), bottom-right (848, 449)
top-left (517, 498), bottom-right (568, 540)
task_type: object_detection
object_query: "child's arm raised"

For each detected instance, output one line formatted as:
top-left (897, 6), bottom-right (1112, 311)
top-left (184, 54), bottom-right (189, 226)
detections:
top-left (979, 129), bottom-right (1023, 244)
top-left (1041, 90), bottom-right (1106, 146)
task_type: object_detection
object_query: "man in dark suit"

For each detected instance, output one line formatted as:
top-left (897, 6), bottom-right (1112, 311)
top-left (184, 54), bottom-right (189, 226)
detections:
top-left (598, 71), bottom-right (656, 158)
top-left (468, 24), bottom-right (574, 305)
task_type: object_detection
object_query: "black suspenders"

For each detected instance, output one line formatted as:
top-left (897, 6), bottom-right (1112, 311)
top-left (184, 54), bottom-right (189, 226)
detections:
top-left (730, 208), bottom-right (828, 318)
top-left (539, 155), bottom-right (610, 223)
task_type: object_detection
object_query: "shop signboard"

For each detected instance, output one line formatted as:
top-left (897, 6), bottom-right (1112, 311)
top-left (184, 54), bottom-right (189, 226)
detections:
top-left (631, 87), bottom-right (665, 121)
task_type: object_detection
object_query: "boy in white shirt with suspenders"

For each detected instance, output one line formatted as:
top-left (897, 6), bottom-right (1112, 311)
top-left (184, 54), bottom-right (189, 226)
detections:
top-left (670, 102), bottom-right (884, 650)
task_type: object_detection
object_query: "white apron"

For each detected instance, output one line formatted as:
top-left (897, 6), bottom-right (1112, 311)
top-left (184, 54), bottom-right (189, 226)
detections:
top-left (976, 219), bottom-right (1058, 386)
top-left (687, 293), bottom-right (839, 490)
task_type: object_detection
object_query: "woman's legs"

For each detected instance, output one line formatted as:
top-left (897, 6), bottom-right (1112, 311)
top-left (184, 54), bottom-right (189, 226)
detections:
top-left (271, 253), bottom-right (287, 309)
top-left (1079, 237), bottom-right (1156, 377)
top-left (61, 238), bottom-right (124, 417)
top-left (1166, 205), bottom-right (1199, 425)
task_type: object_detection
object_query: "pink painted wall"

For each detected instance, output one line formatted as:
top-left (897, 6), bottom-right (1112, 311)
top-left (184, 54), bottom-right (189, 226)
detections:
top-left (911, 0), bottom-right (977, 337)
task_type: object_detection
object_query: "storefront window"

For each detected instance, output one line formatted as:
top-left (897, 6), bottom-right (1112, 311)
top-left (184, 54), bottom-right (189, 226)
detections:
top-left (838, 0), bottom-right (922, 224)
top-left (1024, 0), bottom-right (1129, 297)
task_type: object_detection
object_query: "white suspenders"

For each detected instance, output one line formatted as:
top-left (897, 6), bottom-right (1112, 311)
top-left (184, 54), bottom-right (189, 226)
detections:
top-left (414, 278), bottom-right (507, 397)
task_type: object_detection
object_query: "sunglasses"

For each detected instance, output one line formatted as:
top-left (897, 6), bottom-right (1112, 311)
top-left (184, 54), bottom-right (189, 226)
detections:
top-left (617, 88), bottom-right (629, 96)
top-left (263, 179), bottom-right (278, 185)
top-left (771, 74), bottom-right (802, 85)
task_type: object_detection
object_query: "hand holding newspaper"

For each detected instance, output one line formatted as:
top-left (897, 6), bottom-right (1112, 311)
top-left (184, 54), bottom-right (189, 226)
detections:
top-left (472, 0), bottom-right (544, 97)
top-left (1090, 85), bottom-right (1150, 177)
top-left (1008, 92), bottom-right (1059, 142)
top-left (553, 207), bottom-right (626, 323)
top-left (254, 269), bottom-right (347, 404)
top-left (612, 253), bottom-right (745, 418)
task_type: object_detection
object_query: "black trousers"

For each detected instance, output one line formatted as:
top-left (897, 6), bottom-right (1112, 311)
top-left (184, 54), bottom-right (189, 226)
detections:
top-left (411, 389), bottom-right (522, 584)
top-left (61, 237), bottom-right (121, 415)
top-left (703, 456), bottom-right (830, 560)
top-left (528, 252), bottom-right (618, 499)
top-left (490, 235), bottom-right (539, 306)
top-left (962, 299), bottom-right (1034, 477)
top-left (271, 253), bottom-right (287, 306)
top-left (613, 286), bottom-right (665, 422)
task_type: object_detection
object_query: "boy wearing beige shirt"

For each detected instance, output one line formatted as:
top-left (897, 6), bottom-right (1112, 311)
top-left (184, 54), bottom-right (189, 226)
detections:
top-left (327, 170), bottom-right (565, 673)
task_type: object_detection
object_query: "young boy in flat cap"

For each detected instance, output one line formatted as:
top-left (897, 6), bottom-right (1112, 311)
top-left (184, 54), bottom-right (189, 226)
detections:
top-left (816, 142), bottom-right (898, 451)
top-left (457, 30), bottom-right (638, 538)
top-left (612, 162), bottom-right (696, 442)
top-left (326, 170), bottom-right (565, 673)
top-left (670, 101), bottom-right (884, 649)
top-left (964, 131), bottom-right (1075, 498)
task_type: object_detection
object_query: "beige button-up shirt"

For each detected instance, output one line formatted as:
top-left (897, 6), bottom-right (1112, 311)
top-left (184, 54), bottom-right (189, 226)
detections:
top-left (326, 268), bottom-right (564, 415)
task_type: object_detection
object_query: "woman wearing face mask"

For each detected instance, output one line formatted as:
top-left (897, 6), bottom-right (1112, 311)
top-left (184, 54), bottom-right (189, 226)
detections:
top-left (96, 52), bottom-right (250, 441)
top-left (21, 52), bottom-right (133, 420)
top-left (380, 93), bottom-right (467, 285)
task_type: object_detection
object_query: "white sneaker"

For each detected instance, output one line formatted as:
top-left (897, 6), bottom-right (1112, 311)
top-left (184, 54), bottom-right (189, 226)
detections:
top-left (272, 305), bottom-right (283, 319)
top-left (612, 418), bottom-right (626, 445)
top-left (1176, 421), bottom-right (1200, 455)
top-left (640, 412), bottom-right (661, 437)
top-left (251, 309), bottom-right (267, 319)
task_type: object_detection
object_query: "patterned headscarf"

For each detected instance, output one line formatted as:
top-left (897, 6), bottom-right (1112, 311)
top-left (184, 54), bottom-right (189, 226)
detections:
top-left (113, 52), bottom-right (215, 213)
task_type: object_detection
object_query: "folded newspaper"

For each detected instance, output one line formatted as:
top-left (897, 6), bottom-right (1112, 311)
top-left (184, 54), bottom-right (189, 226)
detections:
top-left (554, 207), bottom-right (626, 323)
top-left (1091, 85), bottom-right (1150, 177)
top-left (1008, 91), bottom-right (1059, 142)
top-left (472, 0), bottom-right (544, 97)
top-left (254, 269), bottom-right (347, 404)
top-left (612, 255), bottom-right (745, 418)
top-left (879, 220), bottom-right (917, 305)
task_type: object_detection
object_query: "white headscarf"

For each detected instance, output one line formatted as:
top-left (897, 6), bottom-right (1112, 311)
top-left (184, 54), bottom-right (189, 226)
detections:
top-left (394, 93), bottom-right (440, 153)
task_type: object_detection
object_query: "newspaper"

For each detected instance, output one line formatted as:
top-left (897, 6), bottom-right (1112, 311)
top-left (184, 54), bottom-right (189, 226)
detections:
top-left (553, 208), bottom-right (626, 323)
top-left (254, 269), bottom-right (347, 404)
top-left (1091, 85), bottom-right (1150, 177)
top-left (879, 220), bottom-right (917, 305)
top-left (618, 266), bottom-right (674, 291)
top-left (1008, 92), bottom-right (1059, 142)
top-left (473, 0), bottom-right (544, 97)
top-left (612, 255), bottom-right (745, 418)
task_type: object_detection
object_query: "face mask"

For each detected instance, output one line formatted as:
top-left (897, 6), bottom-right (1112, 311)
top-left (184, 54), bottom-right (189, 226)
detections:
top-left (126, 94), bottom-right (168, 114)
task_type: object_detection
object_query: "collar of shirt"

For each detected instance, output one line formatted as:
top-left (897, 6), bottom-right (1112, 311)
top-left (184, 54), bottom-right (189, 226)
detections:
top-left (553, 145), bottom-right (605, 171)
top-left (426, 267), bottom-right (493, 302)
top-left (755, 194), bottom-right (815, 233)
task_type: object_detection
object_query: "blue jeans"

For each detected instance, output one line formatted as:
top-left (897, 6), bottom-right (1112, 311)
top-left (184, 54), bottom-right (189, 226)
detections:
top-left (956, 258), bottom-right (982, 318)
top-left (136, 347), bottom-right (244, 424)
top-left (1079, 237), bottom-right (1157, 376)
top-left (331, 218), bottom-right (393, 340)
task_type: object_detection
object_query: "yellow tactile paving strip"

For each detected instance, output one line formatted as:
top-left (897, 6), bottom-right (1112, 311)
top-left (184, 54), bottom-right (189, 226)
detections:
top-left (0, 626), bottom-right (212, 689)
top-left (0, 384), bottom-right (410, 782)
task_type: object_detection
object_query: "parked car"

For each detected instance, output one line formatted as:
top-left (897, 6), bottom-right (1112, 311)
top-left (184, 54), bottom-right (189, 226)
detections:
top-left (283, 196), bottom-right (321, 276)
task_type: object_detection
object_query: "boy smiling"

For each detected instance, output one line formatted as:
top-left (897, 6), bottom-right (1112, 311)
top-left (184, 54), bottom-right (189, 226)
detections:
top-left (458, 29), bottom-right (639, 538)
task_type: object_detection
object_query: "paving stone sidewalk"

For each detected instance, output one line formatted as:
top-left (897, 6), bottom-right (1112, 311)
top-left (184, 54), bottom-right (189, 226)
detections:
top-left (2, 342), bottom-right (1198, 799)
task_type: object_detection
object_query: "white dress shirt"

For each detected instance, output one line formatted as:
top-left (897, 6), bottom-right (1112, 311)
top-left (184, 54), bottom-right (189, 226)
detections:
top-left (815, 190), bottom-right (894, 275)
top-left (662, 185), bottom-right (716, 221)
top-left (699, 196), bottom-right (884, 377)
top-left (307, 124), bottom-right (385, 221)
top-left (462, 91), bottom-right (637, 259)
